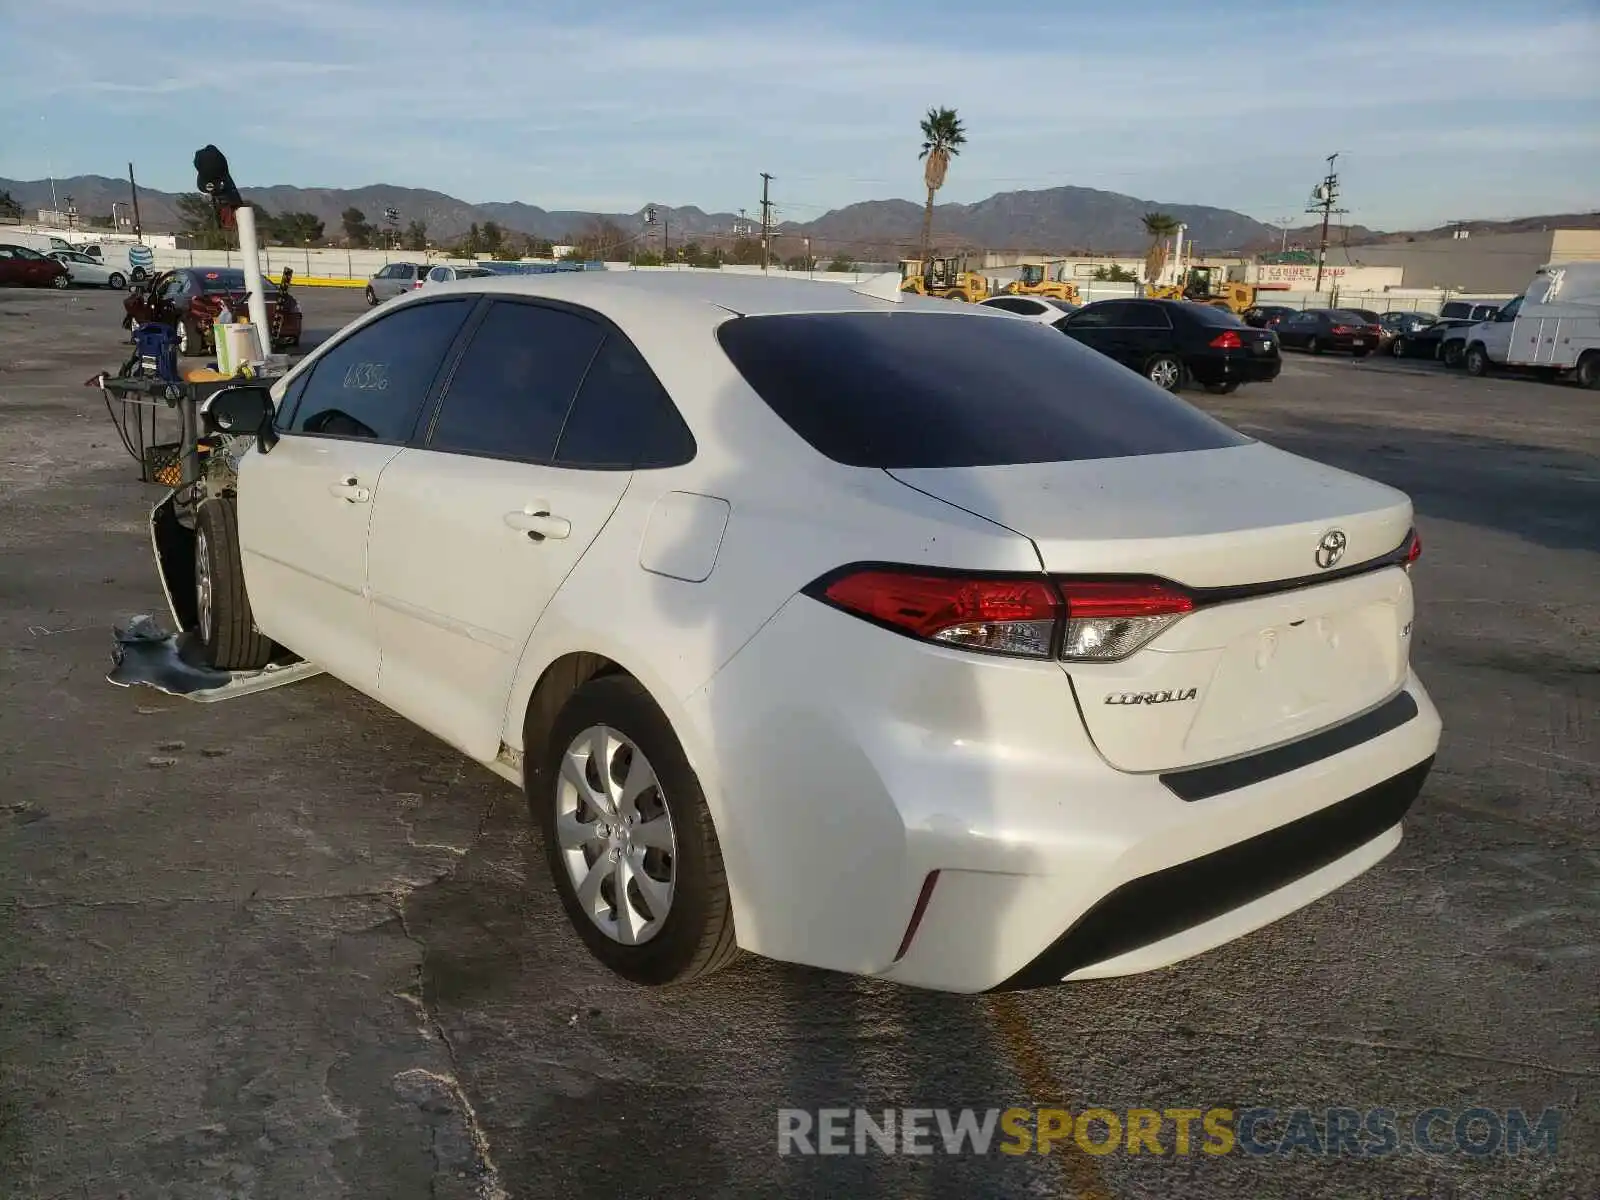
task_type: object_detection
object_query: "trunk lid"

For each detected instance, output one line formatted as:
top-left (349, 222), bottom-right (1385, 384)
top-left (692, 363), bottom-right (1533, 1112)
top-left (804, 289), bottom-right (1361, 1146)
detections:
top-left (888, 442), bottom-right (1417, 772)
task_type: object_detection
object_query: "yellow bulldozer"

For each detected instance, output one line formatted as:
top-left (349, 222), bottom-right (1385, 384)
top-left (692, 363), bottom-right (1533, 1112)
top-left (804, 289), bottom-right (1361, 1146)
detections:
top-left (1004, 262), bottom-right (1082, 305)
top-left (899, 256), bottom-right (989, 303)
top-left (1144, 266), bottom-right (1256, 314)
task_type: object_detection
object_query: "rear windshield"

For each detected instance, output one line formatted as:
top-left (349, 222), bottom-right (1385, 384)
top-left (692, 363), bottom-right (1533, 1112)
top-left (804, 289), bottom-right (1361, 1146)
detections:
top-left (1182, 304), bottom-right (1247, 327)
top-left (198, 271), bottom-right (278, 293)
top-left (716, 311), bottom-right (1252, 469)
top-left (1328, 310), bottom-right (1371, 323)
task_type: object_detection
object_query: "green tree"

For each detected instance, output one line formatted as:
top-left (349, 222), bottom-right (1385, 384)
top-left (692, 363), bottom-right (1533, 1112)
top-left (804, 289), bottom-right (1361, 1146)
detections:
top-left (341, 206), bottom-right (374, 248)
top-left (1092, 263), bottom-right (1138, 282)
top-left (783, 254), bottom-right (811, 271)
top-left (176, 192), bottom-right (232, 249)
top-left (481, 221), bottom-right (504, 255)
top-left (917, 106), bottom-right (966, 271)
top-left (1141, 212), bottom-right (1180, 283)
top-left (274, 212), bottom-right (325, 245)
top-left (826, 252), bottom-right (857, 272)
top-left (728, 236), bottom-right (762, 265)
top-left (0, 190), bottom-right (21, 220)
top-left (403, 220), bottom-right (428, 251)
top-left (527, 237), bottom-right (554, 259)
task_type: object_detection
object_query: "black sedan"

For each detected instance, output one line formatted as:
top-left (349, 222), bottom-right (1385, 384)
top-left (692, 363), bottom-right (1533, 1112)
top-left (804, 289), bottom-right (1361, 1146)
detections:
top-left (1058, 298), bottom-right (1280, 393)
top-left (1401, 317), bottom-right (1476, 362)
top-left (1243, 304), bottom-right (1298, 330)
top-left (1274, 309), bottom-right (1382, 356)
top-left (1381, 311), bottom-right (1439, 358)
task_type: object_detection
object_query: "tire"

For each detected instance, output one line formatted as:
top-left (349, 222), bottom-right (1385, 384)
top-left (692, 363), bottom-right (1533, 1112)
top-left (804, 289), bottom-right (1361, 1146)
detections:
top-left (1576, 353), bottom-right (1600, 390)
top-left (1441, 341), bottom-right (1465, 369)
top-left (533, 674), bottom-right (738, 987)
top-left (1464, 344), bottom-right (1491, 377)
top-left (364, 286), bottom-right (378, 306)
top-left (1307, 336), bottom-right (1323, 355)
top-left (1144, 353), bottom-right (1184, 392)
top-left (1391, 336), bottom-right (1407, 358)
top-left (107, 272), bottom-right (127, 290)
top-left (51, 272), bottom-right (70, 289)
top-left (194, 497), bottom-right (274, 671)
top-left (177, 317), bottom-right (203, 357)
top-left (1203, 381), bottom-right (1239, 394)
top-left (131, 267), bottom-right (147, 282)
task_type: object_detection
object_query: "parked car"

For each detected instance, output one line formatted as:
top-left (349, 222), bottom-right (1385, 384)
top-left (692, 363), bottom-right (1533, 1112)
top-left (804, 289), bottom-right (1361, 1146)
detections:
top-left (975, 294), bottom-right (1079, 326)
top-left (1243, 305), bottom-right (1297, 330)
top-left (1343, 308), bottom-right (1393, 350)
top-left (6, 231), bottom-right (74, 256)
top-left (366, 262), bottom-right (430, 305)
top-left (1402, 317), bottom-right (1474, 362)
top-left (1274, 309), bottom-right (1381, 356)
top-left (178, 272), bottom-right (1439, 992)
top-left (123, 267), bottom-right (303, 356)
top-left (1379, 311), bottom-right (1437, 358)
top-left (49, 249), bottom-right (129, 289)
top-left (1057, 298), bottom-right (1281, 393)
top-left (418, 264), bottom-right (496, 289)
top-left (1456, 263), bottom-right (1600, 387)
top-left (1439, 299), bottom-right (1502, 323)
top-left (0, 243), bottom-right (71, 288)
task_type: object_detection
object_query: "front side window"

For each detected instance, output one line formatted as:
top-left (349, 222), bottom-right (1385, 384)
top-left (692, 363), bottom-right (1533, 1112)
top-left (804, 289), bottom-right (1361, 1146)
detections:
top-left (286, 299), bottom-right (474, 442)
top-left (428, 301), bottom-right (607, 463)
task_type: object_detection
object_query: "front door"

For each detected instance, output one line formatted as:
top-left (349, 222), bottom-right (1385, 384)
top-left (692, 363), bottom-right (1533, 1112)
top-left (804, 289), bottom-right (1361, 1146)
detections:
top-left (236, 296), bottom-right (478, 693)
top-left (365, 299), bottom-right (686, 759)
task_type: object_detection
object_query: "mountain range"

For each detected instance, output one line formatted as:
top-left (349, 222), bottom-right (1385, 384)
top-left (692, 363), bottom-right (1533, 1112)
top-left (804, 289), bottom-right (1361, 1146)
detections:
top-left (3, 174), bottom-right (1593, 258)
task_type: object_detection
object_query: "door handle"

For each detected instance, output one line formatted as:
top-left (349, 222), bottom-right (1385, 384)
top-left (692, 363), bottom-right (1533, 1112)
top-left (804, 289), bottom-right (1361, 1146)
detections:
top-left (328, 477), bottom-right (371, 503)
top-left (504, 508), bottom-right (571, 541)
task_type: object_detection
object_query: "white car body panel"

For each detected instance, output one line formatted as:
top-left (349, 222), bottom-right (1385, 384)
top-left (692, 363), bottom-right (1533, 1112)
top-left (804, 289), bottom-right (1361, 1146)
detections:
top-left (225, 271), bottom-right (1441, 992)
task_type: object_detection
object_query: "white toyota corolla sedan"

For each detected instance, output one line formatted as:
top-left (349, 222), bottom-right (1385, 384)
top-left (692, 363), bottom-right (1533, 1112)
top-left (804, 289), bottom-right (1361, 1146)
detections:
top-left (192, 270), bottom-right (1442, 993)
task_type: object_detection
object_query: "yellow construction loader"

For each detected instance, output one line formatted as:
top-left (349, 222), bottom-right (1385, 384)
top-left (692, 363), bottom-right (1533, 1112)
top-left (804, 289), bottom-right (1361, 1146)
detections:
top-left (899, 256), bottom-right (988, 303)
top-left (1145, 267), bottom-right (1256, 314)
top-left (1004, 262), bottom-right (1082, 305)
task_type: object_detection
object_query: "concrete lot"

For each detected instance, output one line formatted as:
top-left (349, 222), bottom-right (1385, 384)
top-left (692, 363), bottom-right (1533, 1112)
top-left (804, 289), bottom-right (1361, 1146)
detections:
top-left (1, 285), bottom-right (1596, 1200)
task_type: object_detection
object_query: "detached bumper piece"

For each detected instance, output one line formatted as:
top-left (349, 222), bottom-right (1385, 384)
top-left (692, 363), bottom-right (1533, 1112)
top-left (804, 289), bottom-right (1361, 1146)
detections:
top-left (990, 757), bottom-right (1434, 992)
top-left (107, 614), bottom-right (321, 703)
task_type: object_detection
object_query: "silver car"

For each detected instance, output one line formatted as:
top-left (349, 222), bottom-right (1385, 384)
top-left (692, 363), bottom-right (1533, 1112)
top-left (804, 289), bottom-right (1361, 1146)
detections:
top-left (365, 262), bottom-right (430, 305)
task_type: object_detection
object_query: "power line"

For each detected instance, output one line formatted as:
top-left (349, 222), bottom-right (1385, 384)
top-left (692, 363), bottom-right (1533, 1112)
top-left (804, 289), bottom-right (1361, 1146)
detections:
top-left (1305, 152), bottom-right (1349, 292)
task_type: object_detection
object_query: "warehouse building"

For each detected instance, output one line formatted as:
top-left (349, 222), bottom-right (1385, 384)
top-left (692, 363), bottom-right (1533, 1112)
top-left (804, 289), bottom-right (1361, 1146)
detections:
top-left (1326, 228), bottom-right (1600, 294)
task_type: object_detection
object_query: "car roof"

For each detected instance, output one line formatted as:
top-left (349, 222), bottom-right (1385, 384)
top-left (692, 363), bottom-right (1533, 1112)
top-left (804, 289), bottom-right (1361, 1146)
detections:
top-left (411, 269), bottom-right (984, 318)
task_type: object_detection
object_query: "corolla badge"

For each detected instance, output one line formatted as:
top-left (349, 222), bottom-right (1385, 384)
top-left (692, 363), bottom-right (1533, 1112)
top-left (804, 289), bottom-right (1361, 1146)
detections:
top-left (1105, 689), bottom-right (1199, 705)
top-left (1315, 529), bottom-right (1347, 569)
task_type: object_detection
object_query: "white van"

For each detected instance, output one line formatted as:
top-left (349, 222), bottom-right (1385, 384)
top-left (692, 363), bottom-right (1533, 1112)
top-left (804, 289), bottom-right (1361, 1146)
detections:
top-left (1455, 263), bottom-right (1600, 387)
top-left (9, 231), bottom-right (74, 255)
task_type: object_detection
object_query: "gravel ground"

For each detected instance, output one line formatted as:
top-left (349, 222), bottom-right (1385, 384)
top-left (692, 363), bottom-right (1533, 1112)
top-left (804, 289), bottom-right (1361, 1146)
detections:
top-left (1, 284), bottom-right (1596, 1200)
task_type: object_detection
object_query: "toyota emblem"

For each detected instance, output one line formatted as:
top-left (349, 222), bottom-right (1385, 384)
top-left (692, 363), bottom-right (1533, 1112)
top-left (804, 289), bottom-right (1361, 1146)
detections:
top-left (1316, 529), bottom-right (1347, 569)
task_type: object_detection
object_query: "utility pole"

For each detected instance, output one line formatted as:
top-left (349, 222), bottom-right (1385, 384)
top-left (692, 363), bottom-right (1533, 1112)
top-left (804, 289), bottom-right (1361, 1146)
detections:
top-left (1305, 152), bottom-right (1348, 293)
top-left (127, 162), bottom-right (143, 240)
top-left (760, 172), bottom-right (773, 272)
top-left (663, 210), bottom-right (670, 264)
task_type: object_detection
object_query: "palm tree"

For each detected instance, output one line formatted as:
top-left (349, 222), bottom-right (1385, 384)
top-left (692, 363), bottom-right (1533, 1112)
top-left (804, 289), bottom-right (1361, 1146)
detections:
top-left (1141, 212), bottom-right (1180, 283)
top-left (917, 106), bottom-right (967, 271)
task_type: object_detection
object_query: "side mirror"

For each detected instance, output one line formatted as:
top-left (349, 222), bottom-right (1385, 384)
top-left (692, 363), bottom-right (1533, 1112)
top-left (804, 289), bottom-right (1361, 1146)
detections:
top-left (201, 384), bottom-right (278, 451)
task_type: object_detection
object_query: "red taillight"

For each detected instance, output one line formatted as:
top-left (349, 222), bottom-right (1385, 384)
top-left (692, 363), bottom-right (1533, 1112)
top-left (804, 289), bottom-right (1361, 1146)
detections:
top-left (1405, 530), bottom-right (1422, 569)
top-left (1209, 329), bottom-right (1243, 349)
top-left (1332, 325), bottom-right (1355, 335)
top-left (813, 568), bottom-right (1195, 662)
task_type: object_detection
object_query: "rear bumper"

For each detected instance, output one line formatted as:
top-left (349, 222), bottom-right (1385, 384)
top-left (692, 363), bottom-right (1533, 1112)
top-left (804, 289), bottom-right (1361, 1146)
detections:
top-left (689, 596), bottom-right (1442, 993)
top-left (1188, 353), bottom-right (1281, 385)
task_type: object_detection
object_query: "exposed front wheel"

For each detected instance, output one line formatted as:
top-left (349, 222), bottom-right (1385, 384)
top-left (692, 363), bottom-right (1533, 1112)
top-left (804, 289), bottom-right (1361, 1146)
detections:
top-left (1390, 336), bottom-right (1407, 358)
top-left (1465, 345), bottom-right (1491, 376)
top-left (1441, 341), bottom-right (1465, 368)
top-left (534, 674), bottom-right (738, 986)
top-left (1576, 352), bottom-right (1600, 390)
top-left (51, 272), bottom-right (70, 289)
top-left (107, 272), bottom-right (127, 290)
top-left (365, 286), bottom-right (378, 306)
top-left (1145, 354), bottom-right (1184, 392)
top-left (194, 497), bottom-right (275, 671)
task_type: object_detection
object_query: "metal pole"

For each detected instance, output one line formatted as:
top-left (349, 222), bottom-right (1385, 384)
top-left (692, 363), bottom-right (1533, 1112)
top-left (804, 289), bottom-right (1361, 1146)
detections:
top-left (760, 173), bottom-right (773, 273)
top-left (234, 205), bottom-right (273, 356)
top-left (128, 162), bottom-right (144, 240)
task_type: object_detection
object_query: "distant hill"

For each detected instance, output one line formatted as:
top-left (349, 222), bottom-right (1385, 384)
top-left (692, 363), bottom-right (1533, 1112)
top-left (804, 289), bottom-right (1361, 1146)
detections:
top-left (3, 173), bottom-right (1589, 258)
top-left (1262, 211), bottom-right (1600, 252)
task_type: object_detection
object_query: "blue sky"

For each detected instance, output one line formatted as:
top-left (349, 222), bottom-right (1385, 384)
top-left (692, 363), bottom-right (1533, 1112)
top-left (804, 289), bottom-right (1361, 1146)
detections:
top-left (2, 0), bottom-right (1596, 229)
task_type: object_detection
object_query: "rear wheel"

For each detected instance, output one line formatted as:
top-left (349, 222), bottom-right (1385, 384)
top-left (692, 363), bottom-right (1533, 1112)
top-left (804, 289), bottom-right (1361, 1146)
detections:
top-left (1576, 352), bottom-right (1600, 390)
top-left (194, 497), bottom-right (274, 670)
top-left (1144, 354), bottom-right (1184, 392)
top-left (533, 674), bottom-right (738, 986)
top-left (1390, 336), bottom-right (1407, 358)
top-left (364, 286), bottom-right (378, 306)
top-left (1464, 344), bottom-right (1491, 376)
top-left (1307, 335), bottom-right (1323, 355)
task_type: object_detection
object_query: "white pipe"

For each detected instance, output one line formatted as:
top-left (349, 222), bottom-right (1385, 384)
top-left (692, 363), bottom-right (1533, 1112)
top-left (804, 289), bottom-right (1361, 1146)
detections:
top-left (1169, 225), bottom-right (1186, 287)
top-left (235, 204), bottom-right (273, 357)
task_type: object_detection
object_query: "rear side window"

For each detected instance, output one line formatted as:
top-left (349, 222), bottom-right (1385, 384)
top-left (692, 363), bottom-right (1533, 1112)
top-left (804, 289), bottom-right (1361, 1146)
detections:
top-left (429, 300), bottom-right (606, 463)
top-left (555, 335), bottom-right (696, 469)
top-left (716, 312), bottom-right (1252, 470)
top-left (287, 298), bottom-right (474, 441)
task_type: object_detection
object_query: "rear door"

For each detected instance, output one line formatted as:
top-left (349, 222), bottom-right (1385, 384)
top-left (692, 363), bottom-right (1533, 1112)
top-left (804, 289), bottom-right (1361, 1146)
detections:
top-left (364, 298), bottom-right (654, 758)
top-left (237, 296), bottom-right (478, 691)
top-left (1061, 301), bottom-right (1137, 365)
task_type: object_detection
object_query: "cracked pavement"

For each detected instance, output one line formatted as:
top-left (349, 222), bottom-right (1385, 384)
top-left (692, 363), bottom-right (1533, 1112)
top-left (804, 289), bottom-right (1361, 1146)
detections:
top-left (2, 286), bottom-right (1596, 1199)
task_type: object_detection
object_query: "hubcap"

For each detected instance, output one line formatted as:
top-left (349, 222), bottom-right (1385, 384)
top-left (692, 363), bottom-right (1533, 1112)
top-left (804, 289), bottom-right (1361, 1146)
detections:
top-left (195, 526), bottom-right (213, 640)
top-left (555, 725), bottom-right (677, 945)
top-left (1150, 359), bottom-right (1179, 389)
